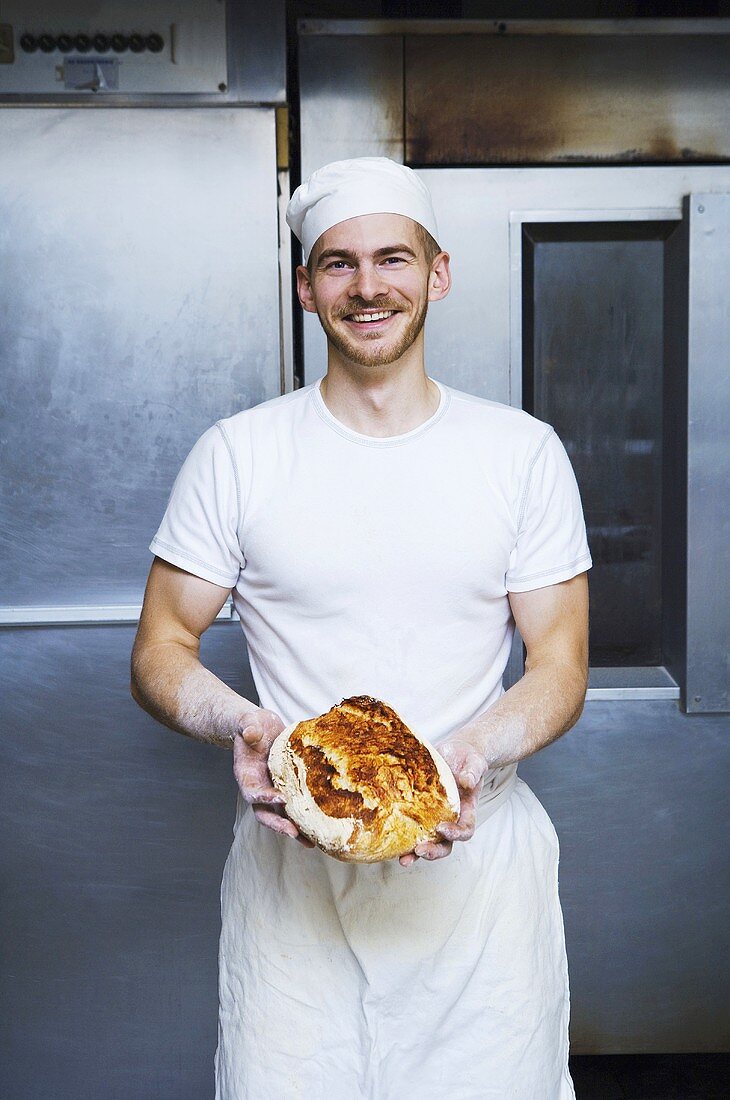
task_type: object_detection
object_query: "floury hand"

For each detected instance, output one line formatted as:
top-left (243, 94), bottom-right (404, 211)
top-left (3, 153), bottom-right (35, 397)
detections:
top-left (233, 709), bottom-right (315, 847)
top-left (399, 738), bottom-right (487, 866)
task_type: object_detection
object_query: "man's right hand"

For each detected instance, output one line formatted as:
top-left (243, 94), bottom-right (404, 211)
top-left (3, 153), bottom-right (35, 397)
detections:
top-left (233, 709), bottom-right (315, 847)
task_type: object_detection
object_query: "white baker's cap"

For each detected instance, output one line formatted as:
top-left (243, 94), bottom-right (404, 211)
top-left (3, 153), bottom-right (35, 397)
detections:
top-left (286, 157), bottom-right (439, 263)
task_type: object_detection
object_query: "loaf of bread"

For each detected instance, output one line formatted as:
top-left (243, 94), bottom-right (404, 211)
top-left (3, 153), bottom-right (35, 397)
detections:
top-left (268, 696), bottom-right (460, 862)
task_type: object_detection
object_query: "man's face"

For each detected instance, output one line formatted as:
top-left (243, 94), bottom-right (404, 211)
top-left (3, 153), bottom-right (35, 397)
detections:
top-left (297, 213), bottom-right (447, 370)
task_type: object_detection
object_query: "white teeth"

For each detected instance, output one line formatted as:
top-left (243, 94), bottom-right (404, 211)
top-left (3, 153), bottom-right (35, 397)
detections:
top-left (349, 311), bottom-right (394, 323)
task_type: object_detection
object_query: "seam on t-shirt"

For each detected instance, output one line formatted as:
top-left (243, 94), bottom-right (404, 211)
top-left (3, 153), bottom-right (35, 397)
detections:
top-left (215, 420), bottom-right (242, 530)
top-left (516, 426), bottom-right (554, 534)
top-left (150, 536), bottom-right (238, 582)
top-left (310, 382), bottom-right (452, 448)
top-left (508, 552), bottom-right (592, 584)
top-left (450, 389), bottom-right (526, 416)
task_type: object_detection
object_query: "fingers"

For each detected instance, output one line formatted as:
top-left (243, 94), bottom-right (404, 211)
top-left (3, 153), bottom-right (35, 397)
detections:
top-left (435, 819), bottom-right (474, 843)
top-left (232, 712), bottom-right (312, 848)
top-left (232, 750), bottom-right (280, 801)
top-left (440, 744), bottom-right (487, 793)
top-left (401, 821), bottom-right (471, 864)
top-left (455, 761), bottom-right (481, 790)
top-left (232, 727), bottom-right (283, 805)
top-left (399, 773), bottom-right (484, 866)
top-left (414, 837), bottom-right (453, 859)
top-left (242, 787), bottom-right (285, 806)
top-left (238, 708), bottom-right (285, 751)
top-left (252, 804), bottom-right (300, 838)
top-left (252, 804), bottom-right (315, 848)
top-left (241, 725), bottom-right (264, 747)
top-left (399, 836), bottom-right (455, 865)
top-left (437, 782), bottom-right (481, 843)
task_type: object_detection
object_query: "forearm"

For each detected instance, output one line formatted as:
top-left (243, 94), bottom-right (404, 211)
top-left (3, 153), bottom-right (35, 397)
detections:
top-left (131, 640), bottom-right (260, 749)
top-left (458, 659), bottom-right (587, 770)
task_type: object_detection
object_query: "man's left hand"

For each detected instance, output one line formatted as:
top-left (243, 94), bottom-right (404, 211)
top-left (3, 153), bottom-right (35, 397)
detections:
top-left (399, 738), bottom-right (488, 867)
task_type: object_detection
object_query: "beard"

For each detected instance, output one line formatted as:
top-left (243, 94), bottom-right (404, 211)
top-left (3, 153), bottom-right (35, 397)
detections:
top-left (317, 294), bottom-right (429, 368)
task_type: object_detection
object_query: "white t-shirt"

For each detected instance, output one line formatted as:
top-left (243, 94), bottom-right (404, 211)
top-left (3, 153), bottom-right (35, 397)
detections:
top-left (151, 379), bottom-right (591, 743)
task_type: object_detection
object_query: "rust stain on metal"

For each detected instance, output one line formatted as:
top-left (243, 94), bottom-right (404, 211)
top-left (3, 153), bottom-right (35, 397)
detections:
top-left (405, 35), bottom-right (730, 166)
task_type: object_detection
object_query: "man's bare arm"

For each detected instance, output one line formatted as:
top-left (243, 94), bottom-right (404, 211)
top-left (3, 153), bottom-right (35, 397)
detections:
top-left (457, 570), bottom-right (589, 773)
top-left (131, 558), bottom-right (311, 843)
top-left (401, 573), bottom-right (588, 865)
top-left (131, 557), bottom-right (258, 748)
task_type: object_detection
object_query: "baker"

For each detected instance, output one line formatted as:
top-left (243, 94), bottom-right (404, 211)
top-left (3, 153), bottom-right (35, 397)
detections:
top-left (131, 157), bottom-right (591, 1099)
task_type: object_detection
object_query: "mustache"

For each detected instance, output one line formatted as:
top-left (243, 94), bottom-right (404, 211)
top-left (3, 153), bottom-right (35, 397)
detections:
top-left (337, 299), bottom-right (403, 318)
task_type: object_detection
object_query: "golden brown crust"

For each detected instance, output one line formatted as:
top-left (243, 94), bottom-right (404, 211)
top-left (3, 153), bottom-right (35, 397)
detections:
top-left (279, 696), bottom-right (459, 862)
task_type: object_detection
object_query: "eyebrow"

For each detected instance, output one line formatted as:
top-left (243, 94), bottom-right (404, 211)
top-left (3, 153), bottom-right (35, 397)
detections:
top-left (315, 244), bottom-right (418, 266)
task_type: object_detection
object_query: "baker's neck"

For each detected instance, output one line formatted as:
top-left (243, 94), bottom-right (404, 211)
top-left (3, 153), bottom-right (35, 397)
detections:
top-left (320, 349), bottom-right (439, 438)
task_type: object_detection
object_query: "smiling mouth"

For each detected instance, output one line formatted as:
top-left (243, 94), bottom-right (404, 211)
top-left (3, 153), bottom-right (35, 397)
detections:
top-left (344, 310), bottom-right (397, 324)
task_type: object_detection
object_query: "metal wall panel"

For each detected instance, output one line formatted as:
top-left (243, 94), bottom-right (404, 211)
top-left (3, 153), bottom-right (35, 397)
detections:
top-left (298, 33), bottom-right (403, 382)
top-left (0, 622), bottom-right (255, 1100)
top-left (298, 34), bottom-right (403, 180)
top-left (686, 193), bottom-right (730, 713)
top-left (519, 700), bottom-right (730, 1054)
top-left (405, 32), bottom-right (730, 165)
top-left (0, 107), bottom-right (280, 610)
top-left (226, 1), bottom-right (285, 105)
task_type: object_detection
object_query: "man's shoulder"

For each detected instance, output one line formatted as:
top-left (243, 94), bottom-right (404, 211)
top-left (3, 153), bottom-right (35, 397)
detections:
top-left (443, 385), bottom-right (552, 445)
top-left (217, 384), bottom-right (314, 439)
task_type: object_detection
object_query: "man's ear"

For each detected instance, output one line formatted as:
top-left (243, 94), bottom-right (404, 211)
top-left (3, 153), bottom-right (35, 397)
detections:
top-left (427, 252), bottom-right (452, 302)
top-left (296, 264), bottom-right (318, 314)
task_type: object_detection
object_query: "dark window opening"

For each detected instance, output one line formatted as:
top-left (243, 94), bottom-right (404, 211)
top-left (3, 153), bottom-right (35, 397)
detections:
top-left (521, 220), bottom-right (683, 667)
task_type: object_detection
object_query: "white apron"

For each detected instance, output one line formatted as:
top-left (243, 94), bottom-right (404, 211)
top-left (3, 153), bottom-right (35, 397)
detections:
top-left (215, 772), bottom-right (575, 1100)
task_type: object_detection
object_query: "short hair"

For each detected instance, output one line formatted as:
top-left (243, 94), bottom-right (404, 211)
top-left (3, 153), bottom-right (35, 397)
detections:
top-left (307, 221), bottom-right (442, 275)
top-left (414, 222), bottom-right (442, 265)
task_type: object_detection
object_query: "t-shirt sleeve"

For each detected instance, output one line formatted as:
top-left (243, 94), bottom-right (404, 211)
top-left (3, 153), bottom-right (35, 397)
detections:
top-left (150, 421), bottom-right (243, 588)
top-left (506, 427), bottom-right (592, 593)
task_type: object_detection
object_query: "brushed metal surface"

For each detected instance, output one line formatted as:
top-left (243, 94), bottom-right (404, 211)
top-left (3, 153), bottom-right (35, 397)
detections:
top-left (298, 34), bottom-right (403, 179)
top-left (405, 33), bottom-right (730, 165)
top-left (686, 193), bottom-right (730, 713)
top-left (519, 698), bottom-right (730, 1054)
top-left (0, 623), bottom-right (256, 1100)
top-left (226, 0), bottom-right (285, 104)
top-left (0, 602), bottom-right (234, 625)
top-left (0, 107), bottom-right (280, 608)
top-left (298, 33), bottom-right (404, 383)
top-left (300, 18), bottom-right (730, 37)
top-left (587, 666), bottom-right (680, 701)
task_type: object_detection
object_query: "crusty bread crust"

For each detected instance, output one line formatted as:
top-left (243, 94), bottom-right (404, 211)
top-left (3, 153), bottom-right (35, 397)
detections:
top-left (268, 696), bottom-right (460, 862)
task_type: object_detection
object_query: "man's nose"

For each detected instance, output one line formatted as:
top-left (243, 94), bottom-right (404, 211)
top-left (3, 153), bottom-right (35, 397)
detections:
top-left (349, 262), bottom-right (388, 301)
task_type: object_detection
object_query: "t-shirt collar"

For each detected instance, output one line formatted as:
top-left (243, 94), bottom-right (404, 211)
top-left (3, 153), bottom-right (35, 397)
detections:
top-left (311, 377), bottom-right (451, 448)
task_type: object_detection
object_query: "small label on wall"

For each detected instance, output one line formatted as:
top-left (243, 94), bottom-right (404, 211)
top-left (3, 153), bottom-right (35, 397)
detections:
top-left (63, 57), bottom-right (119, 90)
